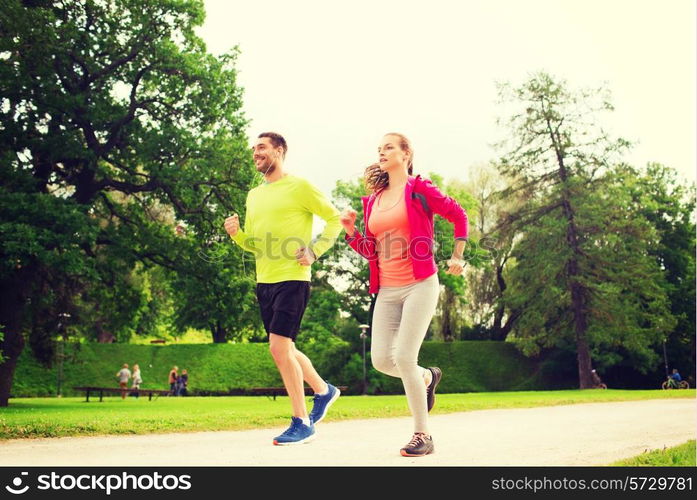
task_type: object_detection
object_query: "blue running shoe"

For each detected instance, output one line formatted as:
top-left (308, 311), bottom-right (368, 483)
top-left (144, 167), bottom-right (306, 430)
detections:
top-left (273, 417), bottom-right (315, 446)
top-left (309, 383), bottom-right (340, 424)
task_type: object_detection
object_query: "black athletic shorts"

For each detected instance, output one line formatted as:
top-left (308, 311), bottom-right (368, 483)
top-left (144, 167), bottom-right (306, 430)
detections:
top-left (256, 280), bottom-right (311, 341)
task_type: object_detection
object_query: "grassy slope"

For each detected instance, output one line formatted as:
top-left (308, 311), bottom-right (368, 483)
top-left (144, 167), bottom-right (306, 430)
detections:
top-left (12, 343), bottom-right (284, 397)
top-left (13, 341), bottom-right (566, 397)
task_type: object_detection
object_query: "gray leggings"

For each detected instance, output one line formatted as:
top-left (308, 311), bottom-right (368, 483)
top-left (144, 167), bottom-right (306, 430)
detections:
top-left (371, 273), bottom-right (439, 433)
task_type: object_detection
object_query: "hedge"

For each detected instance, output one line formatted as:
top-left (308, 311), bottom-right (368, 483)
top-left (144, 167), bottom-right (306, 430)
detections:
top-left (10, 341), bottom-right (570, 397)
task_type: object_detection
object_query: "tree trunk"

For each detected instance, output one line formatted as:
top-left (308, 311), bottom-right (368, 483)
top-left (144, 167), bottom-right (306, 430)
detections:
top-left (562, 200), bottom-right (594, 389)
top-left (491, 307), bottom-right (520, 341)
top-left (0, 273), bottom-right (30, 407)
top-left (491, 261), bottom-right (509, 340)
top-left (211, 322), bottom-right (227, 343)
top-left (551, 118), bottom-right (594, 389)
top-left (0, 353), bottom-right (20, 407)
top-left (570, 269), bottom-right (593, 388)
top-left (441, 289), bottom-right (454, 342)
top-left (492, 304), bottom-right (504, 339)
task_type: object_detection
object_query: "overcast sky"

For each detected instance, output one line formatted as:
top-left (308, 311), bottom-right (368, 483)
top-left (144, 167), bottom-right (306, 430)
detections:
top-left (197, 0), bottom-right (696, 199)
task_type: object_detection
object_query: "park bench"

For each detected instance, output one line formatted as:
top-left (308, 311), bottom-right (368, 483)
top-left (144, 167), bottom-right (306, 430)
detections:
top-left (245, 386), bottom-right (348, 400)
top-left (73, 386), bottom-right (172, 402)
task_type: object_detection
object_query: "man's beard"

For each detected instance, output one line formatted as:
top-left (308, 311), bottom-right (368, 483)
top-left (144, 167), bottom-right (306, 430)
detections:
top-left (255, 160), bottom-right (276, 175)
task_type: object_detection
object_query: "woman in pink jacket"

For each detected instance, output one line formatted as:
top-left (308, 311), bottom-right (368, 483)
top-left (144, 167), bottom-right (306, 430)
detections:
top-left (340, 132), bottom-right (468, 457)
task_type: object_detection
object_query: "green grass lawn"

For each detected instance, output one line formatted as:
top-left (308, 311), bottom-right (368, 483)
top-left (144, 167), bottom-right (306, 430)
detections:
top-left (611, 440), bottom-right (696, 467)
top-left (1, 389), bottom-right (693, 441)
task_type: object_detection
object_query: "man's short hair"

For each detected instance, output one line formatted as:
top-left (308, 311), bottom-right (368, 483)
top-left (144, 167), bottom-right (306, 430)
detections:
top-left (258, 132), bottom-right (287, 158)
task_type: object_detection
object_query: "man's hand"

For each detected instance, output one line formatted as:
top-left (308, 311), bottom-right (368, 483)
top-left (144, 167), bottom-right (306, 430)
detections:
top-left (224, 214), bottom-right (239, 237)
top-left (296, 247), bottom-right (316, 266)
top-left (445, 257), bottom-right (465, 275)
top-left (340, 208), bottom-right (357, 236)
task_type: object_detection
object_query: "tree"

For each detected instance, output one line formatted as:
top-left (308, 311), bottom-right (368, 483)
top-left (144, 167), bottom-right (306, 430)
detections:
top-left (326, 178), bottom-right (373, 324)
top-left (428, 174), bottom-right (484, 341)
top-left (168, 235), bottom-right (261, 343)
top-left (0, 0), bottom-right (255, 405)
top-left (461, 163), bottom-right (525, 340)
top-left (297, 265), bottom-right (354, 379)
top-left (495, 72), bottom-right (675, 388)
top-left (621, 163), bottom-right (695, 380)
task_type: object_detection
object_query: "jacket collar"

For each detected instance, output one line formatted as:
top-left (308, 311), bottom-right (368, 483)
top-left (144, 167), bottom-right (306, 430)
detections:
top-left (364, 175), bottom-right (420, 200)
top-left (363, 175), bottom-right (421, 211)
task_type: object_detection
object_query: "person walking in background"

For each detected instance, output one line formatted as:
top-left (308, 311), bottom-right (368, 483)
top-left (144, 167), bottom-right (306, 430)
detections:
top-left (168, 366), bottom-right (178, 395)
top-left (177, 369), bottom-right (189, 396)
top-left (115, 363), bottom-right (131, 400)
top-left (131, 364), bottom-right (142, 398)
top-left (340, 132), bottom-right (468, 457)
top-left (224, 132), bottom-right (343, 446)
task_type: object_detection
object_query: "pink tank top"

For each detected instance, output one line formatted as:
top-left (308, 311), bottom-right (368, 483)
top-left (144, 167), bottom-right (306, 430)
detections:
top-left (368, 191), bottom-right (416, 287)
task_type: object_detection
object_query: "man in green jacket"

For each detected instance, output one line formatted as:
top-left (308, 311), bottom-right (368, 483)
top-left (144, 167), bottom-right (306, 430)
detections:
top-left (225, 132), bottom-right (342, 445)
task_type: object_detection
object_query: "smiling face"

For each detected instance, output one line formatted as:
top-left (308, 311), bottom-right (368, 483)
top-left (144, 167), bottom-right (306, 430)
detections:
top-left (252, 137), bottom-right (284, 175)
top-left (378, 134), bottom-right (411, 173)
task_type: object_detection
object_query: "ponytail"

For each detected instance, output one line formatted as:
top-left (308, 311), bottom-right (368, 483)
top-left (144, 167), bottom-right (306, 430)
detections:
top-left (364, 163), bottom-right (388, 193)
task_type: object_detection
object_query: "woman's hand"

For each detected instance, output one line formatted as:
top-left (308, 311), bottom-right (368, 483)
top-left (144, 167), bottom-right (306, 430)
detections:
top-left (445, 256), bottom-right (465, 275)
top-left (340, 208), bottom-right (357, 236)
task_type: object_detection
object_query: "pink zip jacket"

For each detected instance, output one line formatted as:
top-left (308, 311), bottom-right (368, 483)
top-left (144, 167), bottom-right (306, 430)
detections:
top-left (345, 175), bottom-right (468, 294)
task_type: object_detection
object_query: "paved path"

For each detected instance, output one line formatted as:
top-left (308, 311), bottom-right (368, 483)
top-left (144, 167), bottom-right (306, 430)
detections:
top-left (0, 399), bottom-right (694, 466)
